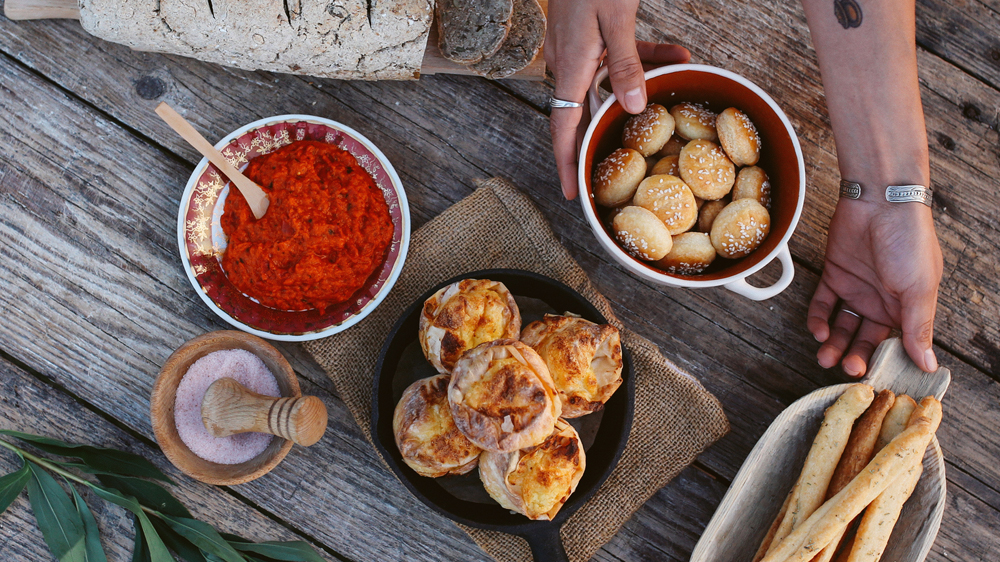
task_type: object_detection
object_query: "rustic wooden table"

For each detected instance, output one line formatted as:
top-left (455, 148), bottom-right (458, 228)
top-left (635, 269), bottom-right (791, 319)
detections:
top-left (1, 1), bottom-right (998, 560)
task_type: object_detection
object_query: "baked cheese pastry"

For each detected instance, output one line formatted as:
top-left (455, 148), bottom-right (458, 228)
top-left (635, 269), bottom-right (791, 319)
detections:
top-left (479, 419), bottom-right (586, 520)
top-left (448, 340), bottom-right (560, 451)
top-left (419, 279), bottom-right (521, 374)
top-left (521, 315), bottom-right (623, 418)
top-left (393, 375), bottom-right (482, 477)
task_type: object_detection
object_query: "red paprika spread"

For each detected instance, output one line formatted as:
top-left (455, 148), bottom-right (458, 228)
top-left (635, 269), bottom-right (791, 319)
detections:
top-left (221, 141), bottom-right (393, 311)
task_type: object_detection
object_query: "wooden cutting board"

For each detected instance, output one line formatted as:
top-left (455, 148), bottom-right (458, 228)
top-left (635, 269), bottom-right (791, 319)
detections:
top-left (4, 0), bottom-right (548, 80)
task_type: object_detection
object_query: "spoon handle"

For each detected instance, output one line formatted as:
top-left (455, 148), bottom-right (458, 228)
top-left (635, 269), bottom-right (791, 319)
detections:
top-left (154, 102), bottom-right (270, 219)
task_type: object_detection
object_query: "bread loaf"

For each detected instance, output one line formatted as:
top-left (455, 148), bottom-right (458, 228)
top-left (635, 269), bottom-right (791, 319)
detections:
top-left (78, 0), bottom-right (434, 80)
top-left (468, 0), bottom-right (545, 79)
top-left (436, 0), bottom-right (513, 64)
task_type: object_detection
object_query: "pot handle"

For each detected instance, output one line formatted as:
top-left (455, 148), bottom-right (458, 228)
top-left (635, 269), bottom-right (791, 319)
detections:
top-left (521, 524), bottom-right (569, 562)
top-left (587, 66), bottom-right (611, 119)
top-left (723, 244), bottom-right (795, 301)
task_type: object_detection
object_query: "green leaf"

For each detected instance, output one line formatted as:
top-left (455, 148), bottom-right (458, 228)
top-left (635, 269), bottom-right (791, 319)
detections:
top-left (131, 515), bottom-right (151, 562)
top-left (0, 430), bottom-right (87, 450)
top-left (160, 514), bottom-right (245, 562)
top-left (25, 462), bottom-right (86, 561)
top-left (70, 486), bottom-right (109, 562)
top-left (90, 486), bottom-right (172, 562)
top-left (0, 431), bottom-right (171, 483)
top-left (152, 517), bottom-right (208, 562)
top-left (96, 475), bottom-right (191, 518)
top-left (0, 460), bottom-right (30, 514)
top-left (230, 541), bottom-right (325, 562)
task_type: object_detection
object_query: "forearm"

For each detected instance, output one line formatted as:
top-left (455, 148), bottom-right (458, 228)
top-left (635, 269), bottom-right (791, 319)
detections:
top-left (802, 0), bottom-right (929, 194)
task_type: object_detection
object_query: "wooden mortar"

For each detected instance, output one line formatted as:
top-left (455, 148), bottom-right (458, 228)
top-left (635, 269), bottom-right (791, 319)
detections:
top-left (151, 330), bottom-right (320, 485)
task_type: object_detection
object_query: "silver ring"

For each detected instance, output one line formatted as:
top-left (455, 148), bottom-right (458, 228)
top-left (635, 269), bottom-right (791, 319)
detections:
top-left (841, 309), bottom-right (861, 319)
top-left (549, 97), bottom-right (584, 109)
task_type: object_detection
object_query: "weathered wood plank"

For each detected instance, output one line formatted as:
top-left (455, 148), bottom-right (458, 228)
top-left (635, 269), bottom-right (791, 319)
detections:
top-left (4, 9), bottom-right (999, 379)
top-left (916, 0), bottom-right (1000, 92)
top-left (2, 7), bottom-right (1000, 562)
top-left (0, 354), bottom-right (334, 561)
top-left (0, 58), bottom-right (489, 560)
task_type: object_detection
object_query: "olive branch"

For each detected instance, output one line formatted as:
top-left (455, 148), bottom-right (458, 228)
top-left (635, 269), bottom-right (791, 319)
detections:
top-left (0, 430), bottom-right (326, 562)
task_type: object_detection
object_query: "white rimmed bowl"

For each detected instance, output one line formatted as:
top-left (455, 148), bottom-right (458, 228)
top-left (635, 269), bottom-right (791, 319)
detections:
top-left (177, 114), bottom-right (410, 341)
top-left (579, 64), bottom-right (806, 301)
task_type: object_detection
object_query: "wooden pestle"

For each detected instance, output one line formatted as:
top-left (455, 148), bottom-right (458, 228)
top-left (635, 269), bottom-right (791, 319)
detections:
top-left (201, 377), bottom-right (327, 447)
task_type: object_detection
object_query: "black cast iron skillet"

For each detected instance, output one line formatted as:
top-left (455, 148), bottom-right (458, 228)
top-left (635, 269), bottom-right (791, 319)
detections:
top-left (371, 269), bottom-right (635, 561)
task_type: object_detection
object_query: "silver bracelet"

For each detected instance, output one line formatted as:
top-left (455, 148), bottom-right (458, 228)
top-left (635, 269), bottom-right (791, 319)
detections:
top-left (839, 180), bottom-right (933, 208)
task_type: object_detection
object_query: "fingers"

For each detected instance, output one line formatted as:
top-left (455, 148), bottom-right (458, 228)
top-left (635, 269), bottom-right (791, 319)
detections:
top-left (549, 54), bottom-right (598, 201)
top-left (550, 106), bottom-right (585, 200)
top-left (598, 14), bottom-right (646, 113)
top-left (901, 287), bottom-right (939, 372)
top-left (841, 319), bottom-right (893, 378)
top-left (635, 41), bottom-right (691, 65)
top-left (817, 308), bottom-right (863, 369)
top-left (807, 277), bottom-right (838, 343)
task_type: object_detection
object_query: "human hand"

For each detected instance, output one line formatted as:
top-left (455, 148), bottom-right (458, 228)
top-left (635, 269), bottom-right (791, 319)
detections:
top-left (807, 199), bottom-right (943, 377)
top-left (545, 0), bottom-right (690, 200)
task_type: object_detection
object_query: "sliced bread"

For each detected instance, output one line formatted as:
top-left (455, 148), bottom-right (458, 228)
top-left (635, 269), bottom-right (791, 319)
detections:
top-left (468, 0), bottom-right (545, 80)
top-left (436, 0), bottom-right (514, 64)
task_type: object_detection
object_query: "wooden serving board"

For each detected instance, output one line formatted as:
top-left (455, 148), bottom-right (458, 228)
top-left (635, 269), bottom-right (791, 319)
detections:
top-left (4, 0), bottom-right (547, 80)
top-left (691, 338), bottom-right (951, 562)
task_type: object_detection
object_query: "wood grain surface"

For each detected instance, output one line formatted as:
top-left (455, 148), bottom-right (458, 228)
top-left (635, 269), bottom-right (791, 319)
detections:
top-left (0, 0), bottom-right (998, 561)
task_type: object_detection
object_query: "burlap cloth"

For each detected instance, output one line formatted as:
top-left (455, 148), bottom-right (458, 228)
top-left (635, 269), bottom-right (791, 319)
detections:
top-left (303, 178), bottom-right (729, 562)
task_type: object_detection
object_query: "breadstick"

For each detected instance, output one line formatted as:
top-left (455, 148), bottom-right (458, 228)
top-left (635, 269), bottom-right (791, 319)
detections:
top-left (810, 390), bottom-right (896, 562)
top-left (833, 533), bottom-right (856, 562)
top-left (754, 489), bottom-right (793, 562)
top-left (875, 394), bottom-right (916, 451)
top-left (845, 396), bottom-right (939, 562)
top-left (765, 384), bottom-right (875, 556)
top-left (845, 462), bottom-right (923, 562)
top-left (760, 397), bottom-right (941, 562)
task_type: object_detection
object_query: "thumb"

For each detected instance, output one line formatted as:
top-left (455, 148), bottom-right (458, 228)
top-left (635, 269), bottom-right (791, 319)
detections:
top-left (599, 16), bottom-right (646, 114)
top-left (900, 287), bottom-right (939, 372)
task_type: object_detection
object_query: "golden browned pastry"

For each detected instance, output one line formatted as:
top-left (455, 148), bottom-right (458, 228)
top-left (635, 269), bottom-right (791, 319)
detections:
top-left (448, 339), bottom-right (561, 452)
top-left (698, 198), bottom-right (728, 233)
top-left (679, 139), bottom-right (736, 200)
top-left (611, 206), bottom-right (673, 261)
top-left (633, 174), bottom-right (698, 235)
top-left (656, 134), bottom-right (687, 157)
top-left (419, 279), bottom-right (521, 374)
top-left (650, 155), bottom-right (679, 177)
top-left (520, 314), bottom-right (623, 418)
top-left (670, 102), bottom-right (718, 141)
top-left (479, 419), bottom-right (586, 520)
top-left (655, 232), bottom-right (717, 275)
top-left (622, 103), bottom-right (675, 156)
top-left (732, 165), bottom-right (771, 209)
top-left (393, 375), bottom-right (482, 478)
top-left (593, 148), bottom-right (646, 207)
top-left (710, 198), bottom-right (771, 259)
top-left (716, 107), bottom-right (761, 167)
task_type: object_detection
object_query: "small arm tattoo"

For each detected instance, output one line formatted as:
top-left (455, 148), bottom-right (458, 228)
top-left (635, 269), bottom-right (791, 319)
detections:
top-left (834, 0), bottom-right (863, 29)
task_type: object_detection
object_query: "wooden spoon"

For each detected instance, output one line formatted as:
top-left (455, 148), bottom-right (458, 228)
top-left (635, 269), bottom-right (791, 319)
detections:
top-left (154, 102), bottom-right (270, 219)
top-left (201, 377), bottom-right (328, 447)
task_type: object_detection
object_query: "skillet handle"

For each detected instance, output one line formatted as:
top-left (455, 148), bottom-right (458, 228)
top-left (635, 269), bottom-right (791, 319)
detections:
top-left (522, 524), bottom-right (569, 562)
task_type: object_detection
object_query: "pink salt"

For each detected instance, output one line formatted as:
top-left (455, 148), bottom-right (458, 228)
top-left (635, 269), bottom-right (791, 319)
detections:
top-left (174, 349), bottom-right (281, 464)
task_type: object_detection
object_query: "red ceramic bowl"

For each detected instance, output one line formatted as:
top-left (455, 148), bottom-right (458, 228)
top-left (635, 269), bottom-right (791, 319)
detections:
top-left (177, 115), bottom-right (410, 341)
top-left (578, 64), bottom-right (805, 300)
